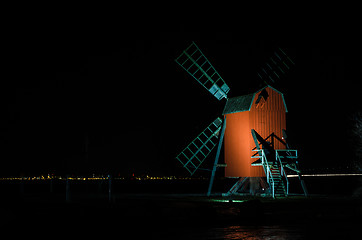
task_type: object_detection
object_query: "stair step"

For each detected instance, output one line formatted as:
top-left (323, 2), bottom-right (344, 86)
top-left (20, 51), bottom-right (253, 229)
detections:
top-left (264, 162), bottom-right (288, 197)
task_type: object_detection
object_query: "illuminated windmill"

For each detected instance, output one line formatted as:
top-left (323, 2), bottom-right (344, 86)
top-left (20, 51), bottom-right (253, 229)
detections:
top-left (175, 42), bottom-right (307, 198)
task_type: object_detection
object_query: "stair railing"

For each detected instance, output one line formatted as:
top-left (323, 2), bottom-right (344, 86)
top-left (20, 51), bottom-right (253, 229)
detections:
top-left (276, 150), bottom-right (289, 195)
top-left (252, 149), bottom-right (275, 198)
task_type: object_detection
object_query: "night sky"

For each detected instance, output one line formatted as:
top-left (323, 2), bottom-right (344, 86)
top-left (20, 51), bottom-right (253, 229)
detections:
top-left (1, 16), bottom-right (360, 177)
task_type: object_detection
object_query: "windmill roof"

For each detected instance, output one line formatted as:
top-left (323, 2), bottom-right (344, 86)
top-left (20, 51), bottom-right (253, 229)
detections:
top-left (222, 93), bottom-right (254, 115)
top-left (222, 85), bottom-right (288, 115)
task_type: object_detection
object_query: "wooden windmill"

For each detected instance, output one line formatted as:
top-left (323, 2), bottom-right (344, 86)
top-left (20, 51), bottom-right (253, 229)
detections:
top-left (175, 42), bottom-right (307, 198)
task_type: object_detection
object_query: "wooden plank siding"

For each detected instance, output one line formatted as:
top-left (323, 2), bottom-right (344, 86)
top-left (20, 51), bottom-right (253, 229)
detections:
top-left (224, 86), bottom-right (287, 178)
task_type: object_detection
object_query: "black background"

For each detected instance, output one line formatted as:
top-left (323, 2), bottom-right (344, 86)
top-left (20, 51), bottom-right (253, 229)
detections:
top-left (1, 9), bottom-right (360, 177)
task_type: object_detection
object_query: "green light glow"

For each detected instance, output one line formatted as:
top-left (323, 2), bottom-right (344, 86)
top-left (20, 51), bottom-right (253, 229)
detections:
top-left (208, 199), bottom-right (246, 203)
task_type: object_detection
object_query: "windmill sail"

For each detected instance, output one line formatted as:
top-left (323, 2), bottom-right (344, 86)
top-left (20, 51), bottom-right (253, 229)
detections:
top-left (176, 117), bottom-right (223, 175)
top-left (175, 42), bottom-right (230, 100)
top-left (257, 48), bottom-right (295, 84)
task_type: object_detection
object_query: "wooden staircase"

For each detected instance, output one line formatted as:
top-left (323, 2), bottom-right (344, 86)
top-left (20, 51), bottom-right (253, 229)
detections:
top-left (250, 128), bottom-right (308, 198)
top-left (269, 163), bottom-right (287, 197)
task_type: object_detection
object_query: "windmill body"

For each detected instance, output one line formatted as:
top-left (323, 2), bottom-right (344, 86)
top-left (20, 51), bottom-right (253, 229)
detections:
top-left (223, 86), bottom-right (287, 178)
top-left (175, 42), bottom-right (307, 197)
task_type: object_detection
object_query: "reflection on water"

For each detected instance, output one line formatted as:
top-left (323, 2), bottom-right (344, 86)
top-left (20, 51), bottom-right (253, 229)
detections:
top-left (182, 223), bottom-right (360, 240)
top-left (187, 225), bottom-right (304, 240)
top-left (220, 225), bottom-right (303, 240)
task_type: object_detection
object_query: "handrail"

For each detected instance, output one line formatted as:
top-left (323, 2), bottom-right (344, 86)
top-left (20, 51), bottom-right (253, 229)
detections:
top-left (252, 149), bottom-right (275, 198)
top-left (252, 148), bottom-right (305, 197)
top-left (276, 150), bottom-right (289, 195)
top-left (274, 149), bottom-right (298, 156)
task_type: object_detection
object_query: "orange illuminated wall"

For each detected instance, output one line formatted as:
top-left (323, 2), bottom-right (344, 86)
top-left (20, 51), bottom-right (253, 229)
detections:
top-left (223, 86), bottom-right (287, 178)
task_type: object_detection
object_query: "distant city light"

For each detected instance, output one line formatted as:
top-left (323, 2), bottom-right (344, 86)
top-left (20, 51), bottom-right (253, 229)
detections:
top-left (0, 175), bottom-right (202, 181)
top-left (0, 173), bottom-right (361, 181)
top-left (287, 173), bottom-right (362, 178)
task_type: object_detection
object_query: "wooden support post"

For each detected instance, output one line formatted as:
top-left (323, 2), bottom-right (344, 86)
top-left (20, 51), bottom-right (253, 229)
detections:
top-left (108, 174), bottom-right (112, 203)
top-left (207, 117), bottom-right (226, 197)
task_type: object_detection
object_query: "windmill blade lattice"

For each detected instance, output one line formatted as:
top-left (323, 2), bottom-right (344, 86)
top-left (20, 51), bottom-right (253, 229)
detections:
top-left (257, 48), bottom-right (295, 84)
top-left (175, 42), bottom-right (230, 100)
top-left (176, 117), bottom-right (223, 175)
